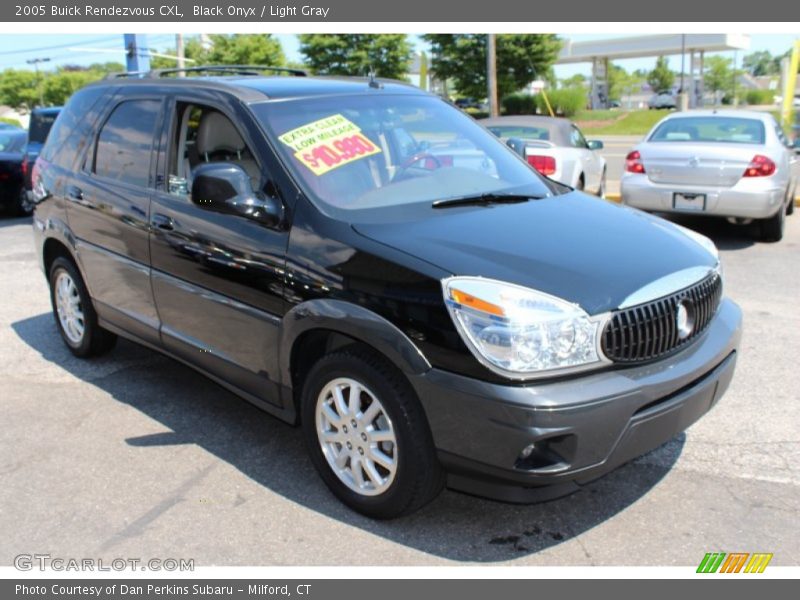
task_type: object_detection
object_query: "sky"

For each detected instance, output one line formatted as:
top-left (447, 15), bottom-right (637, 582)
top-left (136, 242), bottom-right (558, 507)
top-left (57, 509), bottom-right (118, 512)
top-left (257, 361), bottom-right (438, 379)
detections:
top-left (0, 33), bottom-right (797, 77)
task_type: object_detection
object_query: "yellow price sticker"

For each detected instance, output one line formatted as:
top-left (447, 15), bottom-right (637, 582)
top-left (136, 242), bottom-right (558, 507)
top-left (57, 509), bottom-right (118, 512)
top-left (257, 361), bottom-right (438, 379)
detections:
top-left (278, 114), bottom-right (381, 176)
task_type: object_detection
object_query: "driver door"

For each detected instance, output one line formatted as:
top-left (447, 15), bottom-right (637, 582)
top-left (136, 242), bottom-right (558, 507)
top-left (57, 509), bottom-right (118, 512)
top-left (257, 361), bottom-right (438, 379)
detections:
top-left (149, 96), bottom-right (291, 407)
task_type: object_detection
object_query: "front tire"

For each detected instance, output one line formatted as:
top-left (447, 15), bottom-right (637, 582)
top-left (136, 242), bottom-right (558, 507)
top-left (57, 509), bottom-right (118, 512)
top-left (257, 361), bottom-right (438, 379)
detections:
top-left (49, 257), bottom-right (117, 357)
top-left (300, 346), bottom-right (444, 519)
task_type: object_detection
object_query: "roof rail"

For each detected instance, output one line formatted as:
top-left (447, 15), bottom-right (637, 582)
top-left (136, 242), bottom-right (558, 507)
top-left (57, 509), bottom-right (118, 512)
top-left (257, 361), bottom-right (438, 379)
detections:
top-left (150, 65), bottom-right (308, 78)
top-left (103, 65), bottom-right (308, 80)
top-left (104, 70), bottom-right (151, 80)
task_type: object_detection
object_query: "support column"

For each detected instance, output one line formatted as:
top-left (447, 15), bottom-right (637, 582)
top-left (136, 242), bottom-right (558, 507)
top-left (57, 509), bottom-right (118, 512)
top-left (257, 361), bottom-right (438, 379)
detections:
top-left (124, 34), bottom-right (150, 74)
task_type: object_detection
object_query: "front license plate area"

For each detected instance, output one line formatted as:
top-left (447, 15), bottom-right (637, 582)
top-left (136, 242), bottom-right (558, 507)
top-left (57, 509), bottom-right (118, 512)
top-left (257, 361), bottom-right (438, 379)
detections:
top-left (673, 192), bottom-right (706, 211)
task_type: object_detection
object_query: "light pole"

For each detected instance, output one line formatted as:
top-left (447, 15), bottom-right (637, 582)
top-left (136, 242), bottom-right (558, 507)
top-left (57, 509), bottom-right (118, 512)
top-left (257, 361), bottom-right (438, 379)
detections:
top-left (487, 34), bottom-right (499, 117)
top-left (26, 57), bottom-right (50, 107)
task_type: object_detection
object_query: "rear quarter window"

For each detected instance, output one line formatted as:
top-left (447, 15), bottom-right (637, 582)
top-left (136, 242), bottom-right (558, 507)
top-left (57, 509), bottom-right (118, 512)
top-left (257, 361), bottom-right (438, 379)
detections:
top-left (40, 88), bottom-right (108, 168)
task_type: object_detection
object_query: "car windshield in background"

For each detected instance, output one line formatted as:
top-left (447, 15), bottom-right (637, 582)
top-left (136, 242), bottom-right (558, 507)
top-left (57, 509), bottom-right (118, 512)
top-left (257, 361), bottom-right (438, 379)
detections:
top-left (28, 112), bottom-right (59, 144)
top-left (649, 116), bottom-right (766, 144)
top-left (252, 95), bottom-right (554, 212)
top-left (486, 125), bottom-right (551, 141)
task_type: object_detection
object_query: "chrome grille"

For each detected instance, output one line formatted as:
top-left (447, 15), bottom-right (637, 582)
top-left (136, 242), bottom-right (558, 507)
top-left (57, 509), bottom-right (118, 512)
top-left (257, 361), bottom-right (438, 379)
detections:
top-left (602, 272), bottom-right (723, 363)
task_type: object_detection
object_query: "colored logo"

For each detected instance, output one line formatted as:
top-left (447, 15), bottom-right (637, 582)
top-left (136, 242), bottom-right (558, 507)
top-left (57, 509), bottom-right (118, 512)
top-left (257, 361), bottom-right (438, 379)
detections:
top-left (697, 552), bottom-right (773, 573)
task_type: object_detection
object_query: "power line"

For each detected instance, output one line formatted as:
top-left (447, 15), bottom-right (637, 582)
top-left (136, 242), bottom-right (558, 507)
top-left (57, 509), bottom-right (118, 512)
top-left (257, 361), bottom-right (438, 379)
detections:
top-left (0, 35), bottom-right (121, 56)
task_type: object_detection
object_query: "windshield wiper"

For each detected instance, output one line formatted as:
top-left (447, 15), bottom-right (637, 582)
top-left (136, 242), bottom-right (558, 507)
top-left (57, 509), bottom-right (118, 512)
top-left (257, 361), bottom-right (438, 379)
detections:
top-left (432, 192), bottom-right (546, 209)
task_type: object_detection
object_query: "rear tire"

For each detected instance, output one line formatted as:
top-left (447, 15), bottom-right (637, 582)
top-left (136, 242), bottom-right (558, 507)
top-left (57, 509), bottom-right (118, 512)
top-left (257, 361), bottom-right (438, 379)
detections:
top-left (597, 169), bottom-right (607, 199)
top-left (575, 174), bottom-right (585, 192)
top-left (300, 346), bottom-right (444, 519)
top-left (14, 187), bottom-right (33, 216)
top-left (759, 206), bottom-right (785, 243)
top-left (49, 257), bottom-right (117, 357)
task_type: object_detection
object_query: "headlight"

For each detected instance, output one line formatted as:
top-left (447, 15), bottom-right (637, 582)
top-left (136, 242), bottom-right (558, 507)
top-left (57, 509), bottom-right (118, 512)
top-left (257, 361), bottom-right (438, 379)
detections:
top-left (442, 277), bottom-right (609, 379)
top-left (674, 224), bottom-right (719, 262)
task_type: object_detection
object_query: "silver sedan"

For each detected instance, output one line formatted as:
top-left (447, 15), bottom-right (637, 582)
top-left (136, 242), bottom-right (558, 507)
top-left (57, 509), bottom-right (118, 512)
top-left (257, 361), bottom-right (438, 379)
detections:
top-left (621, 110), bottom-right (799, 242)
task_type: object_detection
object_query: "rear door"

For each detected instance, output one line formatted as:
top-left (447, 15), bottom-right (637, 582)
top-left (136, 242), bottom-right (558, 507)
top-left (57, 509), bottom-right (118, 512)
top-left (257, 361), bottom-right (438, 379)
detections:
top-left (66, 96), bottom-right (162, 344)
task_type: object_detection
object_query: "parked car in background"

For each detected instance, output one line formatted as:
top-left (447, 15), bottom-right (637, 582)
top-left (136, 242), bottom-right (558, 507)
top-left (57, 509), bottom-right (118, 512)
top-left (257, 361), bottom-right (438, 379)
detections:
top-left (0, 128), bottom-right (29, 215)
top-left (482, 115), bottom-right (607, 196)
top-left (23, 106), bottom-right (62, 199)
top-left (454, 97), bottom-right (482, 110)
top-left (648, 92), bottom-right (677, 110)
top-left (622, 110), bottom-right (798, 242)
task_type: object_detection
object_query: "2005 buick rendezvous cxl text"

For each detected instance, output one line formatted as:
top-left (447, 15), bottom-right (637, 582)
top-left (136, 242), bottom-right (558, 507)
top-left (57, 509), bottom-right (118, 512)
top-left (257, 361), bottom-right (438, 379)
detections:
top-left (30, 66), bottom-right (742, 518)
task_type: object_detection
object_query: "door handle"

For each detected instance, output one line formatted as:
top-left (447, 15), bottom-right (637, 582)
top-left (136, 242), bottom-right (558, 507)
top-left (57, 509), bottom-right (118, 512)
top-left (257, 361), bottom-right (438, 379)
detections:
top-left (151, 213), bottom-right (174, 231)
top-left (66, 186), bottom-right (83, 201)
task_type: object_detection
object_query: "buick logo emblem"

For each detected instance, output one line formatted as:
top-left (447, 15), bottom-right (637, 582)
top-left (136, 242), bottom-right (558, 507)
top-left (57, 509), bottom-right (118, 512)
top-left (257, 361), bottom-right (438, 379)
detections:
top-left (688, 156), bottom-right (700, 168)
top-left (676, 299), bottom-right (695, 340)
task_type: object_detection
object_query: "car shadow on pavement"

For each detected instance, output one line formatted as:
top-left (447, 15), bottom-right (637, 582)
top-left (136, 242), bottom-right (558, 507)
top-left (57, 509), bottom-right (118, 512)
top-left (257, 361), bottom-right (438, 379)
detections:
top-left (0, 215), bottom-right (31, 227)
top-left (655, 213), bottom-right (757, 251)
top-left (13, 312), bottom-right (684, 563)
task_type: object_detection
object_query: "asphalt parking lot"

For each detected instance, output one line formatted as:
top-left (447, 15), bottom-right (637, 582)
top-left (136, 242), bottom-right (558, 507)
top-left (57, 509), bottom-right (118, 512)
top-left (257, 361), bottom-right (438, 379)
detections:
top-left (1, 207), bottom-right (798, 567)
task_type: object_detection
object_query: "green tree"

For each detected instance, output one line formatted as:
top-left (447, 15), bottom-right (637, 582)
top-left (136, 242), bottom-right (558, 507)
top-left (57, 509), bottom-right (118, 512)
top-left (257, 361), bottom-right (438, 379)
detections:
top-left (0, 69), bottom-right (41, 109)
top-left (298, 34), bottom-right (412, 79)
top-left (647, 56), bottom-right (675, 93)
top-left (743, 50), bottom-right (780, 77)
top-left (704, 55), bottom-right (735, 104)
top-left (205, 34), bottom-right (284, 66)
top-left (423, 34), bottom-right (561, 100)
top-left (43, 70), bottom-right (103, 106)
top-left (616, 70), bottom-right (645, 108)
top-left (560, 73), bottom-right (586, 89)
top-left (150, 35), bottom-right (284, 71)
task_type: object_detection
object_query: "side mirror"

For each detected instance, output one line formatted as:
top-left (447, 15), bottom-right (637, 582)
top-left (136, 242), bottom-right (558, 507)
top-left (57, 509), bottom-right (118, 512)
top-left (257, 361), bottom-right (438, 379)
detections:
top-left (505, 137), bottom-right (526, 157)
top-left (587, 140), bottom-right (604, 150)
top-left (191, 162), bottom-right (282, 227)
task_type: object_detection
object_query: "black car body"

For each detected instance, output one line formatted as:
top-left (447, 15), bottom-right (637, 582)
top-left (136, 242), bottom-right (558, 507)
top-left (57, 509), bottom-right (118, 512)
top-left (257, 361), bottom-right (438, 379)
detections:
top-left (31, 69), bottom-right (742, 518)
top-left (0, 128), bottom-right (28, 214)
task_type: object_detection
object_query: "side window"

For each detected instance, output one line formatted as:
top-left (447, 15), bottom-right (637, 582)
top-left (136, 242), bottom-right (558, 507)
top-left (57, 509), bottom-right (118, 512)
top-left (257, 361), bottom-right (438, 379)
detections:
top-left (167, 102), bottom-right (261, 196)
top-left (570, 126), bottom-right (588, 149)
top-left (93, 99), bottom-right (160, 188)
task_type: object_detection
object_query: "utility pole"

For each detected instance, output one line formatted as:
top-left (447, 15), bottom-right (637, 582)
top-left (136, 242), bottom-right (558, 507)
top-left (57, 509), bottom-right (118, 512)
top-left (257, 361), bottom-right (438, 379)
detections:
top-left (487, 34), bottom-right (499, 117)
top-left (176, 34), bottom-right (185, 76)
top-left (26, 57), bottom-right (50, 107)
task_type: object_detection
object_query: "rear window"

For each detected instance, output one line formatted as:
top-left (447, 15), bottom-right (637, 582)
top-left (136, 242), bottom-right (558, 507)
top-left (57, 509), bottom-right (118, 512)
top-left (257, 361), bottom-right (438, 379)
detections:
top-left (487, 126), bottom-right (551, 141)
top-left (649, 116), bottom-right (766, 144)
top-left (0, 133), bottom-right (26, 153)
top-left (28, 111), bottom-right (60, 144)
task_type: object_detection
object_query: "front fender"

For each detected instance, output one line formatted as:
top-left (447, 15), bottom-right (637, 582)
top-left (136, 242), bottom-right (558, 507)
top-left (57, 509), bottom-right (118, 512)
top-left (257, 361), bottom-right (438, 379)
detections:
top-left (278, 299), bottom-right (432, 386)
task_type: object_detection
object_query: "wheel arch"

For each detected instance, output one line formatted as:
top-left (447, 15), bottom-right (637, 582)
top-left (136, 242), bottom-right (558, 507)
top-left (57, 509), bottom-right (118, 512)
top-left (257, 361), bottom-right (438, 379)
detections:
top-left (279, 299), bottom-right (432, 418)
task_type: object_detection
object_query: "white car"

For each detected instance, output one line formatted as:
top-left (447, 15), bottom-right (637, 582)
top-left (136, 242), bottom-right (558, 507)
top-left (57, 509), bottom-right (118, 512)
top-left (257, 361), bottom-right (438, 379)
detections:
top-left (621, 110), bottom-right (799, 242)
top-left (481, 116), bottom-right (607, 197)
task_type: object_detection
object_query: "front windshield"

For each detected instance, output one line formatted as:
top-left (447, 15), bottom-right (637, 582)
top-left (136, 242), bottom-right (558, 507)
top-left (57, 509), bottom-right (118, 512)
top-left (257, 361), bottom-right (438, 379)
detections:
top-left (251, 94), bottom-right (555, 212)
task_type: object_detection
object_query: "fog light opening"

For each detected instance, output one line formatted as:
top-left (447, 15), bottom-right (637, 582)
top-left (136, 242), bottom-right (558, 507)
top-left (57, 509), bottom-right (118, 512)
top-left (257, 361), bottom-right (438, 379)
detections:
top-left (514, 434), bottom-right (576, 472)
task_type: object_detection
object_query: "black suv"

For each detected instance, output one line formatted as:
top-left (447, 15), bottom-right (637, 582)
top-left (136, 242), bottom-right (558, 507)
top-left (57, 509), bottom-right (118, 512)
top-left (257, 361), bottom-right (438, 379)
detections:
top-left (32, 66), bottom-right (742, 518)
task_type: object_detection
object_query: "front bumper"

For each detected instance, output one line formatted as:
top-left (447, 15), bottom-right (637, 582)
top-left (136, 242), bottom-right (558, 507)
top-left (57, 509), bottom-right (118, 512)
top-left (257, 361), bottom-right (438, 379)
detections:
top-left (621, 174), bottom-right (785, 219)
top-left (410, 298), bottom-right (742, 502)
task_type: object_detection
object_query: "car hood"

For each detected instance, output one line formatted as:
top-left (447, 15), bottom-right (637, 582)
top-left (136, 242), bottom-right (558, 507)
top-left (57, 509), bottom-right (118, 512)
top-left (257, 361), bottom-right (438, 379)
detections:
top-left (352, 193), bottom-right (717, 315)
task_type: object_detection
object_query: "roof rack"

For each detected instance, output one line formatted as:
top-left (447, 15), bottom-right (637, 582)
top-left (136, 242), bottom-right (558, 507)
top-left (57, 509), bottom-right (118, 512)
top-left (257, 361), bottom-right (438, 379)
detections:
top-left (105, 65), bottom-right (308, 80)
